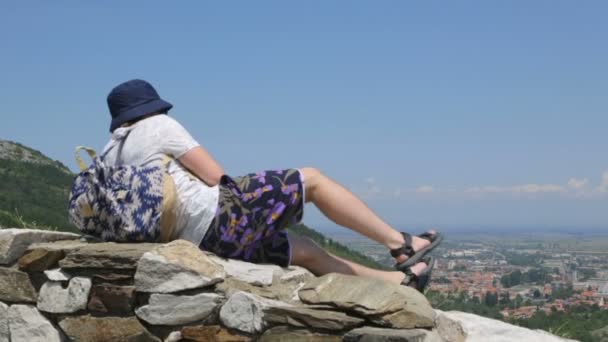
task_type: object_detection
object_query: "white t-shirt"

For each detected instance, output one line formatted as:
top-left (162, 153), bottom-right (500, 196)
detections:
top-left (102, 114), bottom-right (219, 246)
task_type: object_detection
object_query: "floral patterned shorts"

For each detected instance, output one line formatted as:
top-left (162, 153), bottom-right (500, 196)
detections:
top-left (199, 169), bottom-right (304, 267)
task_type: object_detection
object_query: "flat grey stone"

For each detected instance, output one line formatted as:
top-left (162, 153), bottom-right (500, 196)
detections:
top-left (0, 267), bottom-right (37, 303)
top-left (214, 275), bottom-right (307, 305)
top-left (59, 315), bottom-right (160, 342)
top-left (59, 242), bottom-right (158, 269)
top-left (8, 305), bottom-right (61, 342)
top-left (219, 291), bottom-right (289, 334)
top-left (344, 327), bottom-right (443, 342)
top-left (17, 248), bottom-right (65, 271)
top-left (298, 273), bottom-right (435, 329)
top-left (264, 305), bottom-right (364, 331)
top-left (0, 302), bottom-right (8, 342)
top-left (0, 228), bottom-right (79, 265)
top-left (27, 239), bottom-right (89, 252)
top-left (279, 267), bottom-right (314, 283)
top-left (207, 253), bottom-right (283, 286)
top-left (135, 240), bottom-right (225, 293)
top-left (37, 277), bottom-right (91, 313)
top-left (135, 292), bottom-right (222, 325)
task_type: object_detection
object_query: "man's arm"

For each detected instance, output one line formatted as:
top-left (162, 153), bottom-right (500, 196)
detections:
top-left (178, 146), bottom-right (224, 187)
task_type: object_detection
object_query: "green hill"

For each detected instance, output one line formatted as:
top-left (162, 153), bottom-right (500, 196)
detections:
top-left (0, 140), bottom-right (77, 232)
top-left (0, 139), bottom-right (386, 269)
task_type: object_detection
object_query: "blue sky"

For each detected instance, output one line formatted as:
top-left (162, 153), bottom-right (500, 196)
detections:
top-left (1, 1), bottom-right (607, 231)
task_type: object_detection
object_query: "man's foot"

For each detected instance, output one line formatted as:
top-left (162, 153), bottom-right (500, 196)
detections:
top-left (393, 229), bottom-right (437, 264)
top-left (407, 260), bottom-right (429, 277)
top-left (391, 230), bottom-right (443, 271)
top-left (400, 257), bottom-right (435, 292)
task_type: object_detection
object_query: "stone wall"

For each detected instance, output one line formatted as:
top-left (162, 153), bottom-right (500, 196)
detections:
top-left (0, 228), bottom-right (576, 342)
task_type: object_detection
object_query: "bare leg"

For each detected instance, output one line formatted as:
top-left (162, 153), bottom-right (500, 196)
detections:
top-left (289, 234), bottom-right (428, 284)
top-left (300, 167), bottom-right (434, 264)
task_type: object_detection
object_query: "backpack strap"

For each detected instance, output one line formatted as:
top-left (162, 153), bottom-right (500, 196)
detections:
top-left (158, 154), bottom-right (177, 243)
top-left (74, 146), bottom-right (98, 172)
top-left (159, 171), bottom-right (177, 243)
top-left (160, 155), bottom-right (172, 168)
top-left (100, 126), bottom-right (135, 164)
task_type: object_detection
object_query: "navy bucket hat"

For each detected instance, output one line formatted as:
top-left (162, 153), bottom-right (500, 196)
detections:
top-left (107, 79), bottom-right (173, 132)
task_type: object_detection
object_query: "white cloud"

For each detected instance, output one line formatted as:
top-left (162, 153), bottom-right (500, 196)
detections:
top-left (512, 184), bottom-right (566, 194)
top-left (464, 184), bottom-right (565, 195)
top-left (353, 176), bottom-right (382, 199)
top-left (568, 178), bottom-right (589, 190)
top-left (356, 170), bottom-right (608, 200)
top-left (416, 185), bottom-right (435, 194)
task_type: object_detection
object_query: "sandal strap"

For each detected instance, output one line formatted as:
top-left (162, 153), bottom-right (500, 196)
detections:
top-left (400, 267), bottom-right (419, 286)
top-left (390, 232), bottom-right (414, 258)
top-left (418, 231), bottom-right (435, 242)
top-left (401, 274), bottom-right (413, 286)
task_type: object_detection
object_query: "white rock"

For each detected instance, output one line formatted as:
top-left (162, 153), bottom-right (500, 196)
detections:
top-left (135, 240), bottom-right (225, 293)
top-left (207, 254), bottom-right (284, 286)
top-left (135, 292), bottom-right (222, 325)
top-left (0, 302), bottom-right (8, 342)
top-left (280, 266), bottom-right (314, 283)
top-left (164, 331), bottom-right (182, 342)
top-left (435, 310), bottom-right (577, 342)
top-left (290, 282), bottom-right (306, 301)
top-left (0, 228), bottom-right (80, 265)
top-left (44, 268), bottom-right (70, 281)
top-left (435, 309), bottom-right (467, 342)
top-left (8, 305), bottom-right (61, 342)
top-left (37, 277), bottom-right (91, 313)
top-left (219, 291), bottom-right (290, 334)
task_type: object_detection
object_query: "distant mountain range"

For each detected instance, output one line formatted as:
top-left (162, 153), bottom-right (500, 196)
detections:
top-left (0, 139), bottom-right (385, 269)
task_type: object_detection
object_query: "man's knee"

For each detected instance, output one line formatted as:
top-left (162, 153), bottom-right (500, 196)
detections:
top-left (300, 167), bottom-right (323, 200)
top-left (291, 234), bottom-right (324, 265)
top-left (300, 167), bottom-right (322, 181)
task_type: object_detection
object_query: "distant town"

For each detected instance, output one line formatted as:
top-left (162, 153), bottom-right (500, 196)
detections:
top-left (329, 229), bottom-right (608, 319)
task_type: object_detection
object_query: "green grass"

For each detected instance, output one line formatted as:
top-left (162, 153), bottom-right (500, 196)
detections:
top-left (0, 209), bottom-right (58, 231)
top-left (0, 157), bottom-right (78, 233)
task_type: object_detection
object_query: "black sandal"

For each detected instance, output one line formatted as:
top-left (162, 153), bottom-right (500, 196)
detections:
top-left (392, 231), bottom-right (443, 271)
top-left (401, 256), bottom-right (435, 293)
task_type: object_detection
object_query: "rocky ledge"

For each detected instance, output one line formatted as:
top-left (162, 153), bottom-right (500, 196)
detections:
top-left (0, 228), bottom-right (576, 342)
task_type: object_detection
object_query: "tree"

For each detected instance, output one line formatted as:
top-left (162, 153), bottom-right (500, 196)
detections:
top-left (511, 270), bottom-right (522, 286)
top-left (501, 274), bottom-right (511, 288)
top-left (485, 292), bottom-right (498, 307)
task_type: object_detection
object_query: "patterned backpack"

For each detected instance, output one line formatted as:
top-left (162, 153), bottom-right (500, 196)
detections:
top-left (67, 143), bottom-right (177, 243)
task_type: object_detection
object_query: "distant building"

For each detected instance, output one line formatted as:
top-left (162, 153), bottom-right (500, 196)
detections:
top-left (600, 282), bottom-right (608, 296)
top-left (447, 260), bottom-right (456, 270)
